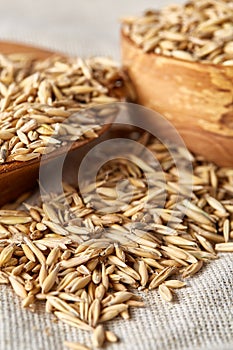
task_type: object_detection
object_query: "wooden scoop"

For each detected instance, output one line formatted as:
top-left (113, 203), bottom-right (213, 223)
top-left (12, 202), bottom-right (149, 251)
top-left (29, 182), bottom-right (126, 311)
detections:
top-left (0, 41), bottom-right (119, 206)
top-left (121, 32), bottom-right (233, 167)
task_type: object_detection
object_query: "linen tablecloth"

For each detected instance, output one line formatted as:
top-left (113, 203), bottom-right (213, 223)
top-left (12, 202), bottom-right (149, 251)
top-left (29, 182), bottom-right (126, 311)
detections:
top-left (0, 1), bottom-right (232, 349)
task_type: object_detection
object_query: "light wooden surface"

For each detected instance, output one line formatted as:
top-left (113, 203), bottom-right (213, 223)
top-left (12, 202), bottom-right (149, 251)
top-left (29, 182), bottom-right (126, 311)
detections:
top-left (121, 33), bottom-right (233, 167)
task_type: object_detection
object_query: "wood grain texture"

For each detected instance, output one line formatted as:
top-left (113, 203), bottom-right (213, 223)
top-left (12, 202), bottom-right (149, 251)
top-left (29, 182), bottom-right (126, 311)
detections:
top-left (121, 32), bottom-right (233, 167)
top-left (0, 41), bottom-right (113, 206)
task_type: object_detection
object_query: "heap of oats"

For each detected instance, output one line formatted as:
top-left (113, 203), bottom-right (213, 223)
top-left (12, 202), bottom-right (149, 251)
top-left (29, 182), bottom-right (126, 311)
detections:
top-left (0, 132), bottom-right (232, 349)
top-left (0, 54), bottom-right (124, 163)
top-left (122, 0), bottom-right (233, 65)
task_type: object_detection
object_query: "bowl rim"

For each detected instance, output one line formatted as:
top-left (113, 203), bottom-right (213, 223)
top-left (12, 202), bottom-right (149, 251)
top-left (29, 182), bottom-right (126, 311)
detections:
top-left (121, 30), bottom-right (233, 71)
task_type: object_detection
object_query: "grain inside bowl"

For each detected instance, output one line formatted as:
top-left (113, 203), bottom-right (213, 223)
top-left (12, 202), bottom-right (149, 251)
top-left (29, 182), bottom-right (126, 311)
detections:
top-left (0, 54), bottom-right (125, 164)
top-left (0, 130), bottom-right (233, 349)
top-left (122, 0), bottom-right (233, 65)
top-left (121, 0), bottom-right (233, 167)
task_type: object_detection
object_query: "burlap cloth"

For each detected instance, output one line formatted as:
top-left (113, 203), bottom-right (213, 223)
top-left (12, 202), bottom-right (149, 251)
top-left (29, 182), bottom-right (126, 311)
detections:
top-left (0, 253), bottom-right (232, 350)
top-left (0, 0), bottom-right (233, 349)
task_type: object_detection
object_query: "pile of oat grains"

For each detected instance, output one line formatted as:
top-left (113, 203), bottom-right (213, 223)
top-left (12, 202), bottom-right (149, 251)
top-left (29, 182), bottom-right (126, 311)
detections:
top-left (0, 54), bottom-right (124, 164)
top-left (0, 132), bottom-right (233, 349)
top-left (122, 0), bottom-right (233, 65)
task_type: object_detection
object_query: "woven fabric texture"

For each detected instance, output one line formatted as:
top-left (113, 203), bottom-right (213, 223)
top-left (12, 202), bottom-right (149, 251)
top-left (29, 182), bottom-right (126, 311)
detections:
top-left (0, 1), bottom-right (232, 349)
top-left (1, 253), bottom-right (233, 350)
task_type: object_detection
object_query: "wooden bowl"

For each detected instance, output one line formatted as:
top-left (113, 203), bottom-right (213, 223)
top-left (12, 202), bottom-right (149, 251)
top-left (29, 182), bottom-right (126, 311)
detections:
top-left (121, 32), bottom-right (233, 167)
top-left (0, 41), bottom-right (121, 206)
